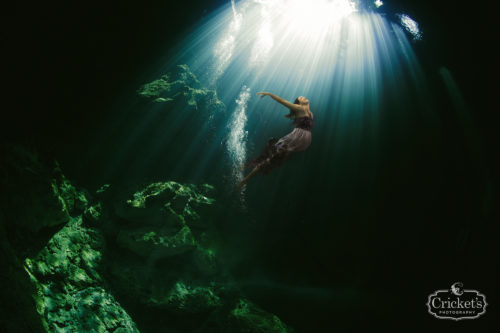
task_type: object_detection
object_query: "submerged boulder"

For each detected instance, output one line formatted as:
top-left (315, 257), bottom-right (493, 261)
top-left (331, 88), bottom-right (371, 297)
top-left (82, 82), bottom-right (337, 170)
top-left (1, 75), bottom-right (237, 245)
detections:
top-left (150, 280), bottom-right (222, 314)
top-left (115, 181), bottom-right (215, 229)
top-left (109, 181), bottom-right (219, 306)
top-left (25, 217), bottom-right (139, 333)
top-left (227, 298), bottom-right (291, 333)
top-left (107, 181), bottom-right (293, 332)
top-left (0, 146), bottom-right (72, 233)
top-left (117, 225), bottom-right (196, 258)
top-left (51, 161), bottom-right (89, 217)
top-left (1, 145), bottom-right (292, 332)
top-left (0, 145), bottom-right (95, 332)
top-left (137, 64), bottom-right (225, 115)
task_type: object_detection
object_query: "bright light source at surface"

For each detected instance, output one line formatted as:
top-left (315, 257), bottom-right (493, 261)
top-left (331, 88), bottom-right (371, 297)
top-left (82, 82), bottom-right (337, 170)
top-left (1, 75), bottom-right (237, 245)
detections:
top-left (398, 13), bottom-right (422, 40)
top-left (282, 0), bottom-right (357, 23)
top-left (206, 0), bottom-right (358, 78)
top-left (374, 0), bottom-right (383, 8)
top-left (271, 0), bottom-right (357, 36)
top-left (153, 0), bottom-right (431, 193)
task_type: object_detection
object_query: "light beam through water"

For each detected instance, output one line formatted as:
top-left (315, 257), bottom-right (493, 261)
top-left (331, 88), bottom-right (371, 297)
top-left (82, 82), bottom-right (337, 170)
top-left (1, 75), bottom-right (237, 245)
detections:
top-left (137, 0), bottom-right (433, 195)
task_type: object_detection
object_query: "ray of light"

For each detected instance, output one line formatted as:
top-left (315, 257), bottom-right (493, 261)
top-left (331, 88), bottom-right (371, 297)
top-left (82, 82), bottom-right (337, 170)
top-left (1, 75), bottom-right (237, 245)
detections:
top-left (105, 0), bottom-right (436, 195)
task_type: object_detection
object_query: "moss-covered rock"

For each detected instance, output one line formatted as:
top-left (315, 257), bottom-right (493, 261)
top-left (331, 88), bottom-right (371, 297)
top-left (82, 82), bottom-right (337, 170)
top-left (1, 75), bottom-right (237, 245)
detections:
top-left (109, 181), bottom-right (219, 297)
top-left (137, 64), bottom-right (225, 114)
top-left (25, 217), bottom-right (138, 332)
top-left (150, 280), bottom-right (222, 314)
top-left (0, 217), bottom-right (46, 333)
top-left (0, 146), bottom-right (72, 233)
top-left (83, 202), bottom-right (103, 226)
top-left (227, 298), bottom-right (291, 333)
top-left (1, 145), bottom-right (293, 332)
top-left (51, 162), bottom-right (89, 217)
top-left (117, 225), bottom-right (196, 258)
top-left (115, 181), bottom-right (215, 230)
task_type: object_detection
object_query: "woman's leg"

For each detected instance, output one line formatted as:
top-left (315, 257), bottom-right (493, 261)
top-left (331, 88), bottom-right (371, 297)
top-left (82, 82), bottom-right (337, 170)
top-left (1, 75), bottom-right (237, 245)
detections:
top-left (240, 137), bottom-right (278, 171)
top-left (237, 165), bottom-right (261, 190)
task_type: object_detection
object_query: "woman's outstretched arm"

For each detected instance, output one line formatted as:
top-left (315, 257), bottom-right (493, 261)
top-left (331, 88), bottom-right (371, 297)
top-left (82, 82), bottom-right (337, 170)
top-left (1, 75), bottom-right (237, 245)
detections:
top-left (257, 92), bottom-right (302, 112)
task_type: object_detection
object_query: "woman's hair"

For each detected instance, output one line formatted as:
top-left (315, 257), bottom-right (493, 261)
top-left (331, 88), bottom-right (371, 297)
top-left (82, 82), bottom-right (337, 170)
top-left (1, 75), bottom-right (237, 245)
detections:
top-left (285, 97), bottom-right (301, 120)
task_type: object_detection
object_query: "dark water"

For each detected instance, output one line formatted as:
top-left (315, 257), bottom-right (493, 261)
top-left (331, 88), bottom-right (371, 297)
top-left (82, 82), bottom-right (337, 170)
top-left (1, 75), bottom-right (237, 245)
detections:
top-left (3, 0), bottom-right (498, 332)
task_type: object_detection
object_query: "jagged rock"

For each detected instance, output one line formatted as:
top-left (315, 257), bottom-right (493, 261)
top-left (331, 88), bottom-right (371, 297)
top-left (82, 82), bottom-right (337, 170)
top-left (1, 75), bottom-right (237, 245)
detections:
top-left (0, 146), bottom-right (71, 233)
top-left (116, 225), bottom-right (196, 258)
top-left (25, 217), bottom-right (139, 332)
top-left (150, 280), bottom-right (222, 314)
top-left (137, 64), bottom-right (199, 101)
top-left (137, 64), bottom-right (225, 114)
top-left (106, 180), bottom-right (225, 326)
top-left (227, 298), bottom-right (291, 333)
top-left (191, 245), bottom-right (218, 276)
top-left (0, 145), bottom-right (80, 332)
top-left (2, 144), bottom-right (293, 332)
top-left (107, 243), bottom-right (221, 314)
top-left (94, 184), bottom-right (113, 204)
top-left (26, 217), bottom-right (103, 285)
top-left (52, 162), bottom-right (89, 217)
top-left (115, 181), bottom-right (215, 230)
top-left (0, 216), bottom-right (46, 333)
top-left (83, 202), bottom-right (103, 226)
top-left (96, 184), bottom-right (111, 194)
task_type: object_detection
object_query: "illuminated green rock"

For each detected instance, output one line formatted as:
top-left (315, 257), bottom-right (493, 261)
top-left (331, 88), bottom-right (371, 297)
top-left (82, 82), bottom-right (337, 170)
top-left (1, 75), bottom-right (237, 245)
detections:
top-left (126, 181), bottom-right (215, 209)
top-left (228, 298), bottom-right (291, 333)
top-left (150, 280), bottom-right (222, 314)
top-left (83, 202), bottom-right (102, 226)
top-left (117, 225), bottom-right (196, 258)
top-left (51, 162), bottom-right (88, 217)
top-left (115, 181), bottom-right (215, 229)
top-left (2, 145), bottom-right (291, 332)
top-left (25, 217), bottom-right (139, 333)
top-left (0, 147), bottom-right (76, 232)
top-left (137, 64), bottom-right (225, 113)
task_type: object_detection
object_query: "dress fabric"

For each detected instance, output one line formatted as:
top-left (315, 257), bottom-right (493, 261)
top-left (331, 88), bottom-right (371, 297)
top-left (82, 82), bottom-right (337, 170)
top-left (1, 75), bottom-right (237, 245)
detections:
top-left (245, 116), bottom-right (314, 174)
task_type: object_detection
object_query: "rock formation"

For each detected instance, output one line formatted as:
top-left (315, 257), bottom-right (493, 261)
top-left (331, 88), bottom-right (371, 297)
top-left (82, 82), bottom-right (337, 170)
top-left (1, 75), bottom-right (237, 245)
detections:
top-left (0, 144), bottom-right (292, 332)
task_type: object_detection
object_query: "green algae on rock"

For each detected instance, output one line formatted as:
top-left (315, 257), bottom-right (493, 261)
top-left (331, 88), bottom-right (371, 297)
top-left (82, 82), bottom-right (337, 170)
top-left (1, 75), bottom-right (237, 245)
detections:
top-left (2, 145), bottom-right (293, 332)
top-left (0, 145), bottom-right (77, 332)
top-left (117, 225), bottom-right (196, 258)
top-left (151, 280), bottom-right (222, 314)
top-left (52, 161), bottom-right (89, 217)
top-left (137, 64), bottom-right (225, 114)
top-left (127, 181), bottom-right (215, 208)
top-left (0, 147), bottom-right (74, 233)
top-left (116, 181), bottom-right (215, 229)
top-left (228, 298), bottom-right (292, 333)
top-left (25, 216), bottom-right (139, 333)
top-left (108, 180), bottom-right (293, 332)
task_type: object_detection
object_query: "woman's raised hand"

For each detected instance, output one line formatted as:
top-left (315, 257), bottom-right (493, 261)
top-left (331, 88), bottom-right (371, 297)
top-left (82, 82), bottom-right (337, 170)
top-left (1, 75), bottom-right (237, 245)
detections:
top-left (256, 92), bottom-right (270, 98)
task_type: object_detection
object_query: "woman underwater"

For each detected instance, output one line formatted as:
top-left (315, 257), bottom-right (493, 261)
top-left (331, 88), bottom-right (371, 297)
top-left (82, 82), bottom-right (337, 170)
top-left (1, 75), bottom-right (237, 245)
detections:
top-left (237, 92), bottom-right (314, 189)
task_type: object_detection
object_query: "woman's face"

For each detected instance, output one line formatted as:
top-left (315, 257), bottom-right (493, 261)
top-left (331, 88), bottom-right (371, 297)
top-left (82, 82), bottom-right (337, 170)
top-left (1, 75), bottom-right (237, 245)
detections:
top-left (297, 96), bottom-right (309, 105)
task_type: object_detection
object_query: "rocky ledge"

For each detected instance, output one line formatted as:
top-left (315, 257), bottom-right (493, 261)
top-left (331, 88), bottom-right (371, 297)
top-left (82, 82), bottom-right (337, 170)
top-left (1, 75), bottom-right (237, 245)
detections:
top-left (1, 145), bottom-right (292, 332)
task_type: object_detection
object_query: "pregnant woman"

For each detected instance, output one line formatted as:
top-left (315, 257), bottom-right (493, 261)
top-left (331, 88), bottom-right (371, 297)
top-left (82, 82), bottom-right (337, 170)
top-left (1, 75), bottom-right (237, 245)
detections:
top-left (238, 92), bottom-right (314, 189)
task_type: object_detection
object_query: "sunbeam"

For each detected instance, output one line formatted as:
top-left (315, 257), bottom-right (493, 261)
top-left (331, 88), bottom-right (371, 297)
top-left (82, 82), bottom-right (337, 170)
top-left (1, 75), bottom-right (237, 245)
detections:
top-left (125, 0), bottom-right (433, 194)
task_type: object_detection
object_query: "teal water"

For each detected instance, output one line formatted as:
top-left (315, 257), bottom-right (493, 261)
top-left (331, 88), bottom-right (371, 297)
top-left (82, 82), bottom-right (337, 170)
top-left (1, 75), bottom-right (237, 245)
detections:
top-left (2, 0), bottom-right (495, 332)
top-left (69, 2), bottom-right (492, 330)
top-left (81, 1), bottom-right (491, 330)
